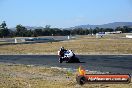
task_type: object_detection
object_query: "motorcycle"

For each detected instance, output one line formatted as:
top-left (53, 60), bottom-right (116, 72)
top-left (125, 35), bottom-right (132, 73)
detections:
top-left (58, 50), bottom-right (80, 63)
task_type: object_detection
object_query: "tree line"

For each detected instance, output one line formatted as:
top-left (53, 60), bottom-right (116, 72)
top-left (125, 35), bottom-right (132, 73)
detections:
top-left (0, 21), bottom-right (132, 38)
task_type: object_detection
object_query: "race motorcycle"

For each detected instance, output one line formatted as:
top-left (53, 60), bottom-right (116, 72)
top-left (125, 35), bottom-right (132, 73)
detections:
top-left (58, 50), bottom-right (80, 63)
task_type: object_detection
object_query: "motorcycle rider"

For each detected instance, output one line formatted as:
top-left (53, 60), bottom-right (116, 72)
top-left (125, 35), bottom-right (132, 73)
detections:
top-left (58, 47), bottom-right (67, 63)
top-left (58, 47), bottom-right (80, 63)
top-left (59, 47), bottom-right (67, 58)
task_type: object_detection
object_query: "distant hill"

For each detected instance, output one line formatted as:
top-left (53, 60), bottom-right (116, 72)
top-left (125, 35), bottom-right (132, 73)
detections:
top-left (10, 22), bottom-right (132, 30)
top-left (73, 22), bottom-right (132, 29)
top-left (24, 26), bottom-right (44, 30)
top-left (10, 26), bottom-right (44, 31)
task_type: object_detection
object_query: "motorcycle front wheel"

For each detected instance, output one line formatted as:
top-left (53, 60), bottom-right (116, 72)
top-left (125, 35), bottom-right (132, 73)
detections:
top-left (59, 58), bottom-right (63, 63)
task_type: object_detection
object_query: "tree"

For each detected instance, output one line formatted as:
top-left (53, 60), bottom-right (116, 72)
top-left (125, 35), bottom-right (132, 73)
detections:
top-left (89, 28), bottom-right (93, 35)
top-left (93, 29), bottom-right (97, 34)
top-left (45, 25), bottom-right (51, 29)
top-left (62, 30), bottom-right (71, 36)
top-left (16, 24), bottom-right (27, 37)
top-left (105, 28), bottom-right (114, 32)
top-left (42, 29), bottom-right (50, 36)
top-left (115, 27), bottom-right (125, 33)
top-left (84, 29), bottom-right (89, 35)
top-left (123, 26), bottom-right (129, 33)
top-left (0, 21), bottom-right (10, 38)
top-left (34, 29), bottom-right (43, 36)
top-left (51, 28), bottom-right (62, 36)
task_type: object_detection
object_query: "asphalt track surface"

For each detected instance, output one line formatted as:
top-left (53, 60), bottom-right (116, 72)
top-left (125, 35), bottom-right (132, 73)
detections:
top-left (0, 55), bottom-right (132, 75)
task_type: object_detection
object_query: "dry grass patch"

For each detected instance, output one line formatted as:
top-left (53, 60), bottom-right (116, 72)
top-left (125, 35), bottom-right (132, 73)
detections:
top-left (0, 35), bottom-right (132, 54)
top-left (0, 64), bottom-right (132, 88)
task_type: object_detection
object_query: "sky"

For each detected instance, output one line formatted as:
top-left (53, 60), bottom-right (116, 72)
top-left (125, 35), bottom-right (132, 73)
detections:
top-left (0, 0), bottom-right (132, 28)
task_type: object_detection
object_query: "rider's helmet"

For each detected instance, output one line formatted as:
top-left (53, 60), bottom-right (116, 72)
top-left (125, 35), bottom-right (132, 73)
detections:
top-left (60, 46), bottom-right (65, 51)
